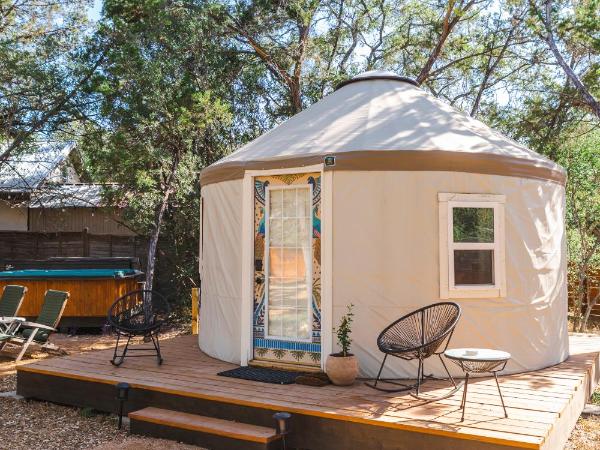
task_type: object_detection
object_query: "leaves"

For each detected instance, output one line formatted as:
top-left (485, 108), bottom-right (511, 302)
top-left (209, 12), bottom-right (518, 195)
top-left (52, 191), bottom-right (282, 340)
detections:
top-left (334, 304), bottom-right (354, 356)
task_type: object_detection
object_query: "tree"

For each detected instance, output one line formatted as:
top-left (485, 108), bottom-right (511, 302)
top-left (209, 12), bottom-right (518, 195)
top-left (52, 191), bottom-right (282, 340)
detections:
top-left (214, 0), bottom-right (321, 116)
top-left (82, 0), bottom-right (233, 293)
top-left (416, 0), bottom-right (482, 85)
top-left (558, 130), bottom-right (600, 332)
top-left (529, 0), bottom-right (600, 119)
top-left (0, 0), bottom-right (97, 161)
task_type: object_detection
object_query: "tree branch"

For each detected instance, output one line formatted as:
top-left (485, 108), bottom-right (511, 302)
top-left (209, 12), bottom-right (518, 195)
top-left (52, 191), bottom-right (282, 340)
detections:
top-left (540, 0), bottom-right (600, 118)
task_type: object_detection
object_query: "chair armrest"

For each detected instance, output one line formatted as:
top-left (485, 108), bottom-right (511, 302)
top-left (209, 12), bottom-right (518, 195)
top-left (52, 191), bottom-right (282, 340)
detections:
top-left (19, 321), bottom-right (57, 332)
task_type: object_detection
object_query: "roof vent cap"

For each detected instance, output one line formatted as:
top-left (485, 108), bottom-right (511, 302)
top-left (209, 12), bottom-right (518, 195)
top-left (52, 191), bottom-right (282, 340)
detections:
top-left (335, 70), bottom-right (419, 90)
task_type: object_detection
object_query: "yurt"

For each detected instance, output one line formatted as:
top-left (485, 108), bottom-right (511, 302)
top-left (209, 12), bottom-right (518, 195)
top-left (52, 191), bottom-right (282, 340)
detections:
top-left (198, 71), bottom-right (568, 378)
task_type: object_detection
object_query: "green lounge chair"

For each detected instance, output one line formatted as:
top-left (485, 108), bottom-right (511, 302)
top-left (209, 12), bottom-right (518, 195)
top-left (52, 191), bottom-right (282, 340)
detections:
top-left (0, 285), bottom-right (27, 317)
top-left (0, 285), bottom-right (27, 333)
top-left (0, 289), bottom-right (69, 362)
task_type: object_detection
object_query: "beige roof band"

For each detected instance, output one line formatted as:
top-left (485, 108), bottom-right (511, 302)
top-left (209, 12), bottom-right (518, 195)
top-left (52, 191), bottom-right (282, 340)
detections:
top-left (200, 150), bottom-right (566, 186)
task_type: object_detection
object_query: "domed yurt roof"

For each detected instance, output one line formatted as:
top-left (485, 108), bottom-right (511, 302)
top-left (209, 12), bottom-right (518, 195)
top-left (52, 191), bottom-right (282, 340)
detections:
top-left (200, 71), bottom-right (565, 185)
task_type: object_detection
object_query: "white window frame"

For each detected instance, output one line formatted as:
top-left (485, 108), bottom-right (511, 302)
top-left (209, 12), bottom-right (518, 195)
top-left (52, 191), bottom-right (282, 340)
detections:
top-left (264, 184), bottom-right (313, 343)
top-left (438, 193), bottom-right (506, 299)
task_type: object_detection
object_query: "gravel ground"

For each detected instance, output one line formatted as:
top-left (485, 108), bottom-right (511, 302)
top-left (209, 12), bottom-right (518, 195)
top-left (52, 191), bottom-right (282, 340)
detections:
top-left (0, 328), bottom-right (204, 450)
top-left (565, 414), bottom-right (600, 450)
top-left (0, 377), bottom-right (201, 449)
top-left (0, 390), bottom-right (128, 449)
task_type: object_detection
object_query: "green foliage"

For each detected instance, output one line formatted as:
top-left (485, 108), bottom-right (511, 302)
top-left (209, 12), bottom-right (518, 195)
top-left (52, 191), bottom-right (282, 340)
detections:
top-left (559, 129), bottom-right (600, 270)
top-left (3, 0), bottom-right (600, 326)
top-left (591, 388), bottom-right (600, 405)
top-left (557, 128), bottom-right (600, 331)
top-left (80, 0), bottom-right (234, 302)
top-left (0, 0), bottom-right (93, 151)
top-left (334, 304), bottom-right (354, 357)
top-left (453, 208), bottom-right (494, 243)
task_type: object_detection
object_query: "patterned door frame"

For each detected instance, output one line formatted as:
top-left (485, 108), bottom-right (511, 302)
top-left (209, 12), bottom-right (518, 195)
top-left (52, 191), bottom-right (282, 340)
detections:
top-left (252, 172), bottom-right (322, 367)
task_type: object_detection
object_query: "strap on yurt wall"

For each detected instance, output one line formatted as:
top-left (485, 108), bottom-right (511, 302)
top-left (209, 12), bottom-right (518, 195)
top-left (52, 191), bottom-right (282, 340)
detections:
top-left (199, 150), bottom-right (566, 186)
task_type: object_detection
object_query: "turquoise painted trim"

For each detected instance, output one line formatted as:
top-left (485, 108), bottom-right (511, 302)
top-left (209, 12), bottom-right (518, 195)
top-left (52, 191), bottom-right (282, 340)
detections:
top-left (254, 338), bottom-right (321, 353)
top-left (0, 269), bottom-right (142, 279)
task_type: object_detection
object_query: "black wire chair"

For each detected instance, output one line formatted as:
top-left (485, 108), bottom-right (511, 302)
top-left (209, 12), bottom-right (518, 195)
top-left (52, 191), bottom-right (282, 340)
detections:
top-left (365, 302), bottom-right (462, 401)
top-left (107, 290), bottom-right (170, 366)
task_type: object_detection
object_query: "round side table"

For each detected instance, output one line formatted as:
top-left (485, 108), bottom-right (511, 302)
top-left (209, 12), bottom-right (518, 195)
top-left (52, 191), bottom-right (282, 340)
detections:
top-left (444, 348), bottom-right (511, 421)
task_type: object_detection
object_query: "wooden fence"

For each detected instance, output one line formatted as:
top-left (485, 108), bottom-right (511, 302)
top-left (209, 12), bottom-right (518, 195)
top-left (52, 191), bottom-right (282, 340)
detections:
top-left (569, 268), bottom-right (600, 320)
top-left (0, 230), bottom-right (147, 266)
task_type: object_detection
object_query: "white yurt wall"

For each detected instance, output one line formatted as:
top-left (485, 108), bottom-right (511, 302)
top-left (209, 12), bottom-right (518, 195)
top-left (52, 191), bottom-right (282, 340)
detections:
top-left (331, 170), bottom-right (568, 378)
top-left (199, 179), bottom-right (244, 364)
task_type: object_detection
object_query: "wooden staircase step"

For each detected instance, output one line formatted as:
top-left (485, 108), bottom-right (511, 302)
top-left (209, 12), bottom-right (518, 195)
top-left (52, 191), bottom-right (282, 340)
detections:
top-left (129, 407), bottom-right (283, 450)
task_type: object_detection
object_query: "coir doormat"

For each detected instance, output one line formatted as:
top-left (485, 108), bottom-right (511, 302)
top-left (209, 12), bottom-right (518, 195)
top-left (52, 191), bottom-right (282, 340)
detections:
top-left (217, 366), bottom-right (305, 385)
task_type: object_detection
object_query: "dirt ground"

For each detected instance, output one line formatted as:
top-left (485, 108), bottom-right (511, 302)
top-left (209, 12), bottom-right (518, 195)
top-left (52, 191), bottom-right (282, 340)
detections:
top-left (0, 330), bottom-right (599, 449)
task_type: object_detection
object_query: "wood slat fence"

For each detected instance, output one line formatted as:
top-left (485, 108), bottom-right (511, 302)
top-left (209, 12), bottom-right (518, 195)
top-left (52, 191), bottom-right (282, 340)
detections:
top-left (568, 268), bottom-right (600, 319)
top-left (0, 230), bottom-right (147, 267)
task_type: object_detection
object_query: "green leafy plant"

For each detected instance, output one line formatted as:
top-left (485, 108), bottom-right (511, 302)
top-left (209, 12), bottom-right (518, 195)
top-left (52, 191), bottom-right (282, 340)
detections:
top-left (333, 304), bottom-right (354, 357)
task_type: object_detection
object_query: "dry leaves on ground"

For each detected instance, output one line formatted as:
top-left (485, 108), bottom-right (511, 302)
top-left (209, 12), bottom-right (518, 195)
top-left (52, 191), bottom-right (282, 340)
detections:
top-left (93, 436), bottom-right (202, 450)
top-left (0, 328), bottom-right (203, 450)
top-left (565, 414), bottom-right (600, 450)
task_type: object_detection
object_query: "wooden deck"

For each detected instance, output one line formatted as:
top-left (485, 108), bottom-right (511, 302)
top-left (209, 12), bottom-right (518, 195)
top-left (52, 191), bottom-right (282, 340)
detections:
top-left (16, 334), bottom-right (600, 450)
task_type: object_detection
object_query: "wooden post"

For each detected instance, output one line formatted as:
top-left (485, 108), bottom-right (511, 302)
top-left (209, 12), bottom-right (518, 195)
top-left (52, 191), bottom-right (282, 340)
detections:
top-left (82, 227), bottom-right (90, 257)
top-left (191, 287), bottom-right (199, 335)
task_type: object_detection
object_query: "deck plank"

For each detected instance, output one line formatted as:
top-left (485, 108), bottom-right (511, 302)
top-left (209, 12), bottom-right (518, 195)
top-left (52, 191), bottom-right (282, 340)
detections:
top-left (16, 333), bottom-right (600, 450)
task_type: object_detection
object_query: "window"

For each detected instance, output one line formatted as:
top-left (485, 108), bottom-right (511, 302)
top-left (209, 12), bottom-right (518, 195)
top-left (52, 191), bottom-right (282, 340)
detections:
top-left (438, 193), bottom-right (506, 299)
top-left (265, 186), bottom-right (312, 341)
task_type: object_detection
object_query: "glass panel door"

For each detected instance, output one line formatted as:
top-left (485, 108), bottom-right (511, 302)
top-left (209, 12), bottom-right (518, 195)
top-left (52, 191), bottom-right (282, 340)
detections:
top-left (266, 186), bottom-right (312, 341)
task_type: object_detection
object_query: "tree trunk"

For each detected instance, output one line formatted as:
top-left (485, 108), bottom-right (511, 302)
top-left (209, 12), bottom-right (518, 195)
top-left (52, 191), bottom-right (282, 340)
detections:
top-left (541, 0), bottom-right (600, 119)
top-left (144, 154), bottom-right (180, 292)
top-left (579, 283), bottom-right (600, 332)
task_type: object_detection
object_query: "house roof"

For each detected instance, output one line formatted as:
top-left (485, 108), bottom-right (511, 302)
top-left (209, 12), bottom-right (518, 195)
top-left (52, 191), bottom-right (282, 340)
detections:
top-left (28, 184), bottom-right (107, 208)
top-left (200, 71), bottom-right (565, 186)
top-left (0, 141), bottom-right (75, 192)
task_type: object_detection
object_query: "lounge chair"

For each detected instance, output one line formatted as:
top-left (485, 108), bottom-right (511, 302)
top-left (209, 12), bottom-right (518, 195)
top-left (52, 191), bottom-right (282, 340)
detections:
top-left (0, 285), bottom-right (27, 332)
top-left (0, 289), bottom-right (69, 362)
top-left (366, 302), bottom-right (462, 401)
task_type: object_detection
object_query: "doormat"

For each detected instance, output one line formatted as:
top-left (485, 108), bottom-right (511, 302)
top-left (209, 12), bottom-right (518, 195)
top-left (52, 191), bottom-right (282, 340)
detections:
top-left (217, 366), bottom-right (306, 385)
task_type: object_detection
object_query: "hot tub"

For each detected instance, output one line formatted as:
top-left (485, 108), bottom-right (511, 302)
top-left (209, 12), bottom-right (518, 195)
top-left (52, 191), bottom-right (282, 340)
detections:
top-left (0, 268), bottom-right (143, 327)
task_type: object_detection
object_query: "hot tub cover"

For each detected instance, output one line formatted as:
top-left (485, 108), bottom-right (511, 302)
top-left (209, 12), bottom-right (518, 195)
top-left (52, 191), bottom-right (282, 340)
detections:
top-left (0, 269), bottom-right (142, 279)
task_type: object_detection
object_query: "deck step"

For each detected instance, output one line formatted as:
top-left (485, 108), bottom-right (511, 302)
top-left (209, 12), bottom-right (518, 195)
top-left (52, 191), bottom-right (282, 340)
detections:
top-left (129, 407), bottom-right (283, 450)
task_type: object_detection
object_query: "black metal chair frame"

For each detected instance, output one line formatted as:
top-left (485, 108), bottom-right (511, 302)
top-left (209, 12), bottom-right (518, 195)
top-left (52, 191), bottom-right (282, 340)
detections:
top-left (107, 290), bottom-right (170, 366)
top-left (448, 357), bottom-right (509, 421)
top-left (365, 302), bottom-right (463, 401)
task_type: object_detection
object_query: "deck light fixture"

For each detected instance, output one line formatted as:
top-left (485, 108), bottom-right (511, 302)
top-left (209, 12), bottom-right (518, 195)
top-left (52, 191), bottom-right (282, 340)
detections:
top-left (273, 412), bottom-right (292, 450)
top-left (115, 382), bottom-right (130, 429)
top-left (273, 411), bottom-right (291, 433)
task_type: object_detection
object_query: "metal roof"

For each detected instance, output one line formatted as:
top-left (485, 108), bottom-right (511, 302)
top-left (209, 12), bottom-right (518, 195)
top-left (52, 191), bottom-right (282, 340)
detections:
top-left (28, 184), bottom-right (107, 208)
top-left (0, 142), bottom-right (75, 192)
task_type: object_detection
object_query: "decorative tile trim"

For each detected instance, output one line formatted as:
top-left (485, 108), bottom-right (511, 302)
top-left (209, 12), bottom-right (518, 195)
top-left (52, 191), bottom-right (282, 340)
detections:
top-left (254, 338), bottom-right (321, 353)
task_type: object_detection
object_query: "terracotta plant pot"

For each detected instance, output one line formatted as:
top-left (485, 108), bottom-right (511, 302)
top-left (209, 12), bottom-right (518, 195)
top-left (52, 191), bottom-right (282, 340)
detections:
top-left (325, 353), bottom-right (358, 386)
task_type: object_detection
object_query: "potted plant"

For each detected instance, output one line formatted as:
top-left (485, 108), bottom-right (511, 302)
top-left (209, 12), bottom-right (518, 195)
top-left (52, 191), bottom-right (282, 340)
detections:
top-left (326, 304), bottom-right (358, 386)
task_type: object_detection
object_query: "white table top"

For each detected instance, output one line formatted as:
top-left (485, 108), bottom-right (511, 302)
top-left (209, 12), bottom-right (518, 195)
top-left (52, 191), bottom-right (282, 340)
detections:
top-left (0, 316), bottom-right (25, 324)
top-left (444, 348), bottom-right (511, 362)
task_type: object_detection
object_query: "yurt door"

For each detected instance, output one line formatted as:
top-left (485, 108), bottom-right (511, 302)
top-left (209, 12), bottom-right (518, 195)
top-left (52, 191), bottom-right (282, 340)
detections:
top-left (252, 174), bottom-right (322, 368)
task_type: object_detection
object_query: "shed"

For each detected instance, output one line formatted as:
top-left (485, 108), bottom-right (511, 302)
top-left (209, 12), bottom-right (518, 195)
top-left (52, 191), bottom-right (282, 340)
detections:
top-left (0, 141), bottom-right (134, 235)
